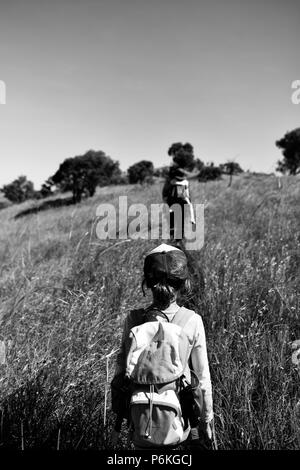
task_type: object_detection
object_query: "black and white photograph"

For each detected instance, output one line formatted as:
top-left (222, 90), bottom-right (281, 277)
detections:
top-left (0, 0), bottom-right (299, 462)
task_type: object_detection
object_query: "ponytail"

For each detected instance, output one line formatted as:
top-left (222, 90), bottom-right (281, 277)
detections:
top-left (142, 277), bottom-right (192, 309)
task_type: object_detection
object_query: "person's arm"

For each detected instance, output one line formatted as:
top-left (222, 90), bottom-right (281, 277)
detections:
top-left (111, 312), bottom-right (135, 441)
top-left (190, 315), bottom-right (214, 431)
top-left (180, 168), bottom-right (201, 180)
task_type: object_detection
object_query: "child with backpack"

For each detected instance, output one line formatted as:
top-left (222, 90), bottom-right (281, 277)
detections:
top-left (111, 243), bottom-right (215, 450)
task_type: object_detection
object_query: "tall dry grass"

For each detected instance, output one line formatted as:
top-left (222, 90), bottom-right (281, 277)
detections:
top-left (0, 174), bottom-right (299, 449)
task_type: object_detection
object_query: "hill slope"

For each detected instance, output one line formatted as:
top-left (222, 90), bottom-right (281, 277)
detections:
top-left (0, 173), bottom-right (299, 449)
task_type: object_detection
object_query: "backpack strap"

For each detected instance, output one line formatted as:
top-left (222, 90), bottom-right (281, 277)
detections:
top-left (144, 306), bottom-right (170, 323)
top-left (170, 306), bottom-right (194, 330)
top-left (172, 308), bottom-right (200, 386)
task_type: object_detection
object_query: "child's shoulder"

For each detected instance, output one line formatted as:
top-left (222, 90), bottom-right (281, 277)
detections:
top-left (126, 308), bottom-right (146, 328)
top-left (129, 307), bottom-right (145, 315)
top-left (125, 306), bottom-right (202, 329)
top-left (180, 306), bottom-right (204, 325)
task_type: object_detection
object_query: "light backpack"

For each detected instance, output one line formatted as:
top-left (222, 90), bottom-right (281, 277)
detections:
top-left (125, 306), bottom-right (195, 448)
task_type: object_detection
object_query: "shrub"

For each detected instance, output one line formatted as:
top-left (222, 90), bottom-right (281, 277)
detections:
top-left (1, 176), bottom-right (36, 203)
top-left (198, 163), bottom-right (222, 181)
top-left (276, 128), bottom-right (300, 175)
top-left (127, 160), bottom-right (154, 184)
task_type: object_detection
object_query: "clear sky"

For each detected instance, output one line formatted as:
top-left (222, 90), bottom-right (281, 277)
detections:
top-left (0, 0), bottom-right (299, 188)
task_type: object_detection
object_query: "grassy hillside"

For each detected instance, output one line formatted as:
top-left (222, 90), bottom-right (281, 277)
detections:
top-left (0, 173), bottom-right (299, 449)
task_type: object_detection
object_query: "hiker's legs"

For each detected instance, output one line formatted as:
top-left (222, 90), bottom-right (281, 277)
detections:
top-left (169, 209), bottom-right (175, 239)
top-left (173, 201), bottom-right (186, 240)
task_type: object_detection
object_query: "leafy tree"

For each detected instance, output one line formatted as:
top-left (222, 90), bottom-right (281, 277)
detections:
top-left (153, 166), bottom-right (169, 178)
top-left (127, 160), bottom-right (154, 184)
top-left (167, 142), bottom-right (195, 170)
top-left (276, 128), bottom-right (300, 175)
top-left (198, 163), bottom-right (222, 182)
top-left (143, 175), bottom-right (155, 185)
top-left (49, 150), bottom-right (121, 203)
top-left (109, 172), bottom-right (129, 185)
top-left (220, 161), bottom-right (243, 187)
top-left (1, 176), bottom-right (35, 203)
top-left (36, 179), bottom-right (54, 199)
top-left (194, 158), bottom-right (205, 171)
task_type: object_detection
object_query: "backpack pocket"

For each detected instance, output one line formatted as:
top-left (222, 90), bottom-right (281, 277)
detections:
top-left (111, 373), bottom-right (132, 421)
top-left (175, 183), bottom-right (188, 200)
top-left (178, 374), bottom-right (204, 428)
top-left (130, 388), bottom-right (190, 448)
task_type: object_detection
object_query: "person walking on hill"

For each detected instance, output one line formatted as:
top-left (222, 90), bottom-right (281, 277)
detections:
top-left (162, 153), bottom-right (200, 241)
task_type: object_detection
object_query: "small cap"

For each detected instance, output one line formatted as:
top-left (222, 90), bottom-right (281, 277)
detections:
top-left (147, 243), bottom-right (182, 255)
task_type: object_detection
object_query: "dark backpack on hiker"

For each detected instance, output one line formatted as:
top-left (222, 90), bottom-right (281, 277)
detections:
top-left (111, 307), bottom-right (203, 448)
top-left (162, 178), bottom-right (189, 207)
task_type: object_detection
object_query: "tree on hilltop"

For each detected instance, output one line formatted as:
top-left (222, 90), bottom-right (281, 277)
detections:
top-left (276, 128), bottom-right (300, 175)
top-left (167, 142), bottom-right (195, 170)
top-left (127, 160), bottom-right (154, 184)
top-left (220, 161), bottom-right (243, 187)
top-left (49, 150), bottom-right (121, 203)
top-left (198, 163), bottom-right (222, 182)
top-left (153, 166), bottom-right (169, 178)
top-left (1, 176), bottom-right (35, 203)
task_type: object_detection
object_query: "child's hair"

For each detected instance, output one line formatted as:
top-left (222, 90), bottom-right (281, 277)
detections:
top-left (142, 278), bottom-right (192, 309)
top-left (142, 247), bottom-right (192, 309)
